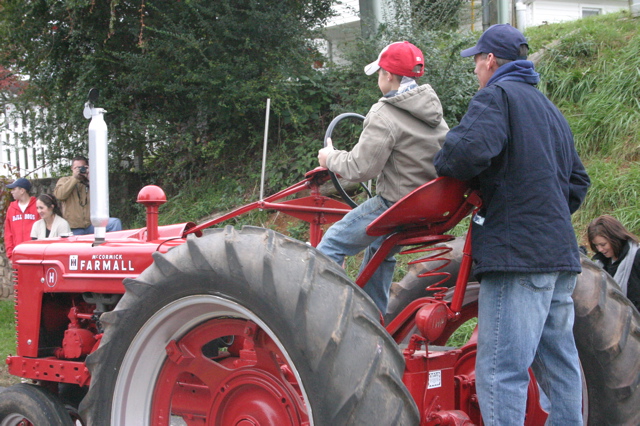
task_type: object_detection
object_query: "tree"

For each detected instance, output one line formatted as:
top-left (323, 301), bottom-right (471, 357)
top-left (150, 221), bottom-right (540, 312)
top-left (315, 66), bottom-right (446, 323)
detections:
top-left (0, 0), bottom-right (334, 186)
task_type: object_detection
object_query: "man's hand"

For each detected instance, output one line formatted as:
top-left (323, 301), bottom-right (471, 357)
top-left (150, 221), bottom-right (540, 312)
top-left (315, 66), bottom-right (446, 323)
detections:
top-left (72, 164), bottom-right (89, 182)
top-left (318, 137), bottom-right (334, 168)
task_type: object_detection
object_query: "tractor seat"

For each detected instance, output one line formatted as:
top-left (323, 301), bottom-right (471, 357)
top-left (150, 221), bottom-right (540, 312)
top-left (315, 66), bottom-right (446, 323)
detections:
top-left (366, 177), bottom-right (477, 237)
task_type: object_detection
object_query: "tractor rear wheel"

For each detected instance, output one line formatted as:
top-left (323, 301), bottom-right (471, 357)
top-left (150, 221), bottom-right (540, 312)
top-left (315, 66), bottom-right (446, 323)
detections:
top-left (573, 256), bottom-right (640, 425)
top-left (0, 383), bottom-right (74, 426)
top-left (80, 226), bottom-right (419, 425)
top-left (386, 237), bottom-right (640, 425)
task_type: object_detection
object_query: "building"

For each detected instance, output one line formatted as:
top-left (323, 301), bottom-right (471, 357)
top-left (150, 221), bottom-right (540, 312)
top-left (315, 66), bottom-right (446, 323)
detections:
top-left (0, 103), bottom-right (54, 179)
top-left (322, 0), bottom-right (631, 64)
top-left (517, 0), bottom-right (629, 29)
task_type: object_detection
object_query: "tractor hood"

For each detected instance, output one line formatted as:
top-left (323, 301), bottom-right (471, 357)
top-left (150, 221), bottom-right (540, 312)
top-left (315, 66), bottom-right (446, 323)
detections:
top-left (11, 222), bottom-right (195, 292)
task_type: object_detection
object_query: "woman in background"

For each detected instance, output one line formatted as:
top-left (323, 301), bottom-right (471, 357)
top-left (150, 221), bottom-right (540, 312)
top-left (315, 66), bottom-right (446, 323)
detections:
top-left (588, 214), bottom-right (640, 311)
top-left (31, 194), bottom-right (71, 240)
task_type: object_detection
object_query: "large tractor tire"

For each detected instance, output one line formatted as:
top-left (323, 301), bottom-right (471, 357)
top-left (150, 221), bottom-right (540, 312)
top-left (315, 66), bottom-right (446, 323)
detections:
top-left (80, 226), bottom-right (419, 425)
top-left (573, 256), bottom-right (640, 426)
top-left (0, 383), bottom-right (74, 425)
top-left (386, 236), bottom-right (640, 425)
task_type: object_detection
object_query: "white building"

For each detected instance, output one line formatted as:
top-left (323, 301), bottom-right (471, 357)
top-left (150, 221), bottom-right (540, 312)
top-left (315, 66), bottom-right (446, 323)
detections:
top-left (322, 0), bottom-right (631, 63)
top-left (0, 104), bottom-right (55, 179)
top-left (518, 0), bottom-right (629, 28)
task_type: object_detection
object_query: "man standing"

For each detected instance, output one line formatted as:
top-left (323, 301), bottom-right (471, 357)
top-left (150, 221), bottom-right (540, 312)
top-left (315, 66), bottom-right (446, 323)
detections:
top-left (54, 155), bottom-right (122, 235)
top-left (434, 24), bottom-right (590, 425)
top-left (4, 178), bottom-right (38, 260)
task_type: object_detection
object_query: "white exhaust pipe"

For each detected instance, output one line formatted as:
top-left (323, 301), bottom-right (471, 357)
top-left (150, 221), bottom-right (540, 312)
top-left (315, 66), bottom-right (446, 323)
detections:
top-left (84, 89), bottom-right (109, 243)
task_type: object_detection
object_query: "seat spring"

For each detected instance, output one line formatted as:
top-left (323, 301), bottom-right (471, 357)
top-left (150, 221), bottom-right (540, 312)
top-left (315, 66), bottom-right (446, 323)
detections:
top-left (401, 245), bottom-right (453, 300)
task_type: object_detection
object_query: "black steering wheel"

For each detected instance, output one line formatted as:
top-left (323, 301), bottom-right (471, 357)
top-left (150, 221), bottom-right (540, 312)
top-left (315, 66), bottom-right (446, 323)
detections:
top-left (323, 113), bottom-right (371, 208)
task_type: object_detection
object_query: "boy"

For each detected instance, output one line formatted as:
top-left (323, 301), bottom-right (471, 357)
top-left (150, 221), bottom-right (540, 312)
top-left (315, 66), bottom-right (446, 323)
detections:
top-left (317, 41), bottom-right (448, 313)
top-left (4, 178), bottom-right (38, 260)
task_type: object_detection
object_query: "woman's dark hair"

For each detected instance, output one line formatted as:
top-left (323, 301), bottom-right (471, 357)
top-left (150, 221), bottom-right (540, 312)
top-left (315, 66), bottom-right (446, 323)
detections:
top-left (587, 215), bottom-right (639, 258)
top-left (37, 194), bottom-right (63, 217)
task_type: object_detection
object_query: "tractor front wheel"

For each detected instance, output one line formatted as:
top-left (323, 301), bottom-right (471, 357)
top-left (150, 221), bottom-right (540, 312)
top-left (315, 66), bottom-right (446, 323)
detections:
top-left (0, 383), bottom-right (74, 426)
top-left (80, 226), bottom-right (419, 425)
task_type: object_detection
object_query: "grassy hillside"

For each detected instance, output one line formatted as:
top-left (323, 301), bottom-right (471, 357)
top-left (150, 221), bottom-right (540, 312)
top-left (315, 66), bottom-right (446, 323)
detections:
top-left (526, 11), bottom-right (640, 245)
top-left (155, 11), bottom-right (639, 252)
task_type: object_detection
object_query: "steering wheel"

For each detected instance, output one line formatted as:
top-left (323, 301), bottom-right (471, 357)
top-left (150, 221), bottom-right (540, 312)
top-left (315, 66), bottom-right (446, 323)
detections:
top-left (323, 113), bottom-right (372, 208)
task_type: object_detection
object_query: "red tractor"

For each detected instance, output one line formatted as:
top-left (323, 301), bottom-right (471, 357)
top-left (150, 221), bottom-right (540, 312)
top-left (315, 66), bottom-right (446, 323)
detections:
top-left (1, 111), bottom-right (639, 425)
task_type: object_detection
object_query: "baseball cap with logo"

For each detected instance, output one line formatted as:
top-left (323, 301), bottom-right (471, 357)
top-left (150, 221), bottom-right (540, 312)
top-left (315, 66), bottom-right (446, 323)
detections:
top-left (364, 41), bottom-right (424, 77)
top-left (6, 178), bottom-right (31, 192)
top-left (461, 24), bottom-right (529, 60)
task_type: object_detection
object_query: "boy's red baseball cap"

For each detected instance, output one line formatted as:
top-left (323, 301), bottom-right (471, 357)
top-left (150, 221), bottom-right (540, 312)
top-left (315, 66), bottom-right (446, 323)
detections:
top-left (364, 41), bottom-right (424, 77)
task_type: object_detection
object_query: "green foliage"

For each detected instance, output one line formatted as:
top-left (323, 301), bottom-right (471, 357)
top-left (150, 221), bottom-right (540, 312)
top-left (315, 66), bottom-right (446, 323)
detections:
top-left (410, 0), bottom-right (466, 31)
top-left (0, 299), bottom-right (15, 358)
top-left (323, 7), bottom-right (477, 126)
top-left (526, 12), bottom-right (640, 244)
top-left (533, 18), bottom-right (640, 161)
top-left (154, 172), bottom-right (262, 227)
top-left (286, 222), bottom-right (311, 242)
top-left (572, 159), bottom-right (640, 243)
top-left (0, 0), bottom-right (475, 199)
top-left (446, 318), bottom-right (477, 347)
top-left (0, 0), bottom-right (334, 190)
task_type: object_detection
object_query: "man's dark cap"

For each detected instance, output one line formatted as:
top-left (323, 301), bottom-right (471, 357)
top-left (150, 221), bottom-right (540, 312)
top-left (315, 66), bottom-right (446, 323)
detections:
top-left (461, 24), bottom-right (529, 60)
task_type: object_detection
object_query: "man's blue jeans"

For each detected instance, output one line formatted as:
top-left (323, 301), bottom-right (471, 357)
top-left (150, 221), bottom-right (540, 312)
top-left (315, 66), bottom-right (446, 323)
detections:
top-left (72, 217), bottom-right (123, 235)
top-left (317, 195), bottom-right (397, 313)
top-left (476, 271), bottom-right (583, 425)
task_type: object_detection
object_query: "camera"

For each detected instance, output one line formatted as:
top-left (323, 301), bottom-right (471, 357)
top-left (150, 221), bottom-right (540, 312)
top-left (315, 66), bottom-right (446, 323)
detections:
top-left (79, 166), bottom-right (88, 174)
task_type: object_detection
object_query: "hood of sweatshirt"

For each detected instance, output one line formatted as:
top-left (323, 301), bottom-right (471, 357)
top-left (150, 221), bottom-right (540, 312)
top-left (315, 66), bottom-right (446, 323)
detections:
top-left (379, 84), bottom-right (444, 128)
top-left (487, 60), bottom-right (540, 87)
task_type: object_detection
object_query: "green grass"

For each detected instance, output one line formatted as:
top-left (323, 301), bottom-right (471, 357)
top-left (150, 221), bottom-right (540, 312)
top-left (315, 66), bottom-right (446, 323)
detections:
top-left (0, 299), bottom-right (15, 358)
top-left (0, 298), bottom-right (19, 387)
top-left (526, 11), bottom-right (640, 247)
top-left (446, 318), bottom-right (477, 347)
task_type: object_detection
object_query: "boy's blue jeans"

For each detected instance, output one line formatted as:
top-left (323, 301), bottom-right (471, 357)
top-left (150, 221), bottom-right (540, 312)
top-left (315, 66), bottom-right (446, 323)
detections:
top-left (476, 271), bottom-right (583, 425)
top-left (317, 195), bottom-right (397, 313)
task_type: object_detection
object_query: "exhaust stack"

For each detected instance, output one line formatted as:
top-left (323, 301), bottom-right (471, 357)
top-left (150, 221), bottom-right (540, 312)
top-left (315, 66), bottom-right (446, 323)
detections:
top-left (83, 89), bottom-right (110, 244)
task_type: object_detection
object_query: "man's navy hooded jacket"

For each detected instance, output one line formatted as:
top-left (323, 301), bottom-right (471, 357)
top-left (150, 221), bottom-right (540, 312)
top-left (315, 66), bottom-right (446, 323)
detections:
top-left (434, 60), bottom-right (590, 277)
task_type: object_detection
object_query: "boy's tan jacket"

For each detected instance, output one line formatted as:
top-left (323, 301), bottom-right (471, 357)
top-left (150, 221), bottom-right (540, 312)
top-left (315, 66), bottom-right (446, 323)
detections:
top-left (326, 84), bottom-right (448, 203)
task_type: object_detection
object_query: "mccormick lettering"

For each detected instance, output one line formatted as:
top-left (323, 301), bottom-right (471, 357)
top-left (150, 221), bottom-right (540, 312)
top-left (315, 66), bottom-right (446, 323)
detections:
top-left (91, 254), bottom-right (123, 260)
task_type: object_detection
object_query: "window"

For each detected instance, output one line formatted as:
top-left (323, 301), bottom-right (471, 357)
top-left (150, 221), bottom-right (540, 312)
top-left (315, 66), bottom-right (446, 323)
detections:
top-left (582, 7), bottom-right (602, 18)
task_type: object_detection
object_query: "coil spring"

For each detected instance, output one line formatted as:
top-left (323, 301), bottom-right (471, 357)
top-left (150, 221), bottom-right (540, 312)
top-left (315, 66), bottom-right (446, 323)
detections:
top-left (401, 243), bottom-right (453, 300)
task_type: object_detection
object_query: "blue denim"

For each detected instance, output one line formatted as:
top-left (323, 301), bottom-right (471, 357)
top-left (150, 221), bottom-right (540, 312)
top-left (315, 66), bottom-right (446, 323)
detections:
top-left (72, 217), bottom-right (123, 235)
top-left (476, 271), bottom-right (583, 426)
top-left (317, 195), bottom-right (398, 313)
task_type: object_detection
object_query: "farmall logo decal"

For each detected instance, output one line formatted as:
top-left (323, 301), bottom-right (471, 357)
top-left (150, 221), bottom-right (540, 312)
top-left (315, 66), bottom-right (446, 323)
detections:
top-left (69, 254), bottom-right (135, 272)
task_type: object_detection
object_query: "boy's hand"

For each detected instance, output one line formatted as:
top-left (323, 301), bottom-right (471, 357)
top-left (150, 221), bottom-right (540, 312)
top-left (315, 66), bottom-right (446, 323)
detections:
top-left (318, 137), bottom-right (334, 168)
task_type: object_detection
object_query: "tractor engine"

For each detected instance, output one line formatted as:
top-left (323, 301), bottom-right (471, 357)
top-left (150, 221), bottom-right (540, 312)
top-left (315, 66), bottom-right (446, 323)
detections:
top-left (7, 186), bottom-right (194, 389)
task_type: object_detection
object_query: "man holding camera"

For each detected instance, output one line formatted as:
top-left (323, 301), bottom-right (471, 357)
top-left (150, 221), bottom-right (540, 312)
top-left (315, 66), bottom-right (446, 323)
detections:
top-left (54, 155), bottom-right (122, 235)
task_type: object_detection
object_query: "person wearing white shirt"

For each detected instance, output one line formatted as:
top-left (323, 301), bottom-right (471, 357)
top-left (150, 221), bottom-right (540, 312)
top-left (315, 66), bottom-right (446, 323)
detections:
top-left (30, 194), bottom-right (71, 240)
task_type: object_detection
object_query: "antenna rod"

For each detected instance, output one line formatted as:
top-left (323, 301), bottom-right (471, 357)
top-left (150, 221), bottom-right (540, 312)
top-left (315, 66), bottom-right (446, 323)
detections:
top-left (259, 98), bottom-right (271, 201)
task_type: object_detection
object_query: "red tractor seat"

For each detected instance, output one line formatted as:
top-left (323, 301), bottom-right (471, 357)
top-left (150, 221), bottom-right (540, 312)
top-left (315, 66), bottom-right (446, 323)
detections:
top-left (366, 177), bottom-right (476, 237)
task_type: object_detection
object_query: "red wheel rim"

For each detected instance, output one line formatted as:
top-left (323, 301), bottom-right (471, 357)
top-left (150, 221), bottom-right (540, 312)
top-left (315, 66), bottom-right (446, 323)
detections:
top-left (150, 318), bottom-right (309, 425)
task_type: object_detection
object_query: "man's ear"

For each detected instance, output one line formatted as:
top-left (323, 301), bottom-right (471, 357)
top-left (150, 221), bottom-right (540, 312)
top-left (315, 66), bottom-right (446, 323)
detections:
top-left (486, 53), bottom-right (499, 71)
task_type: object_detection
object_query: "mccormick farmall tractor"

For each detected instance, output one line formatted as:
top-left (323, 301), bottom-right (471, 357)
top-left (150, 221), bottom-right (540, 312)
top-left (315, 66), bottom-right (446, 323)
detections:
top-left (1, 95), bottom-right (639, 426)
